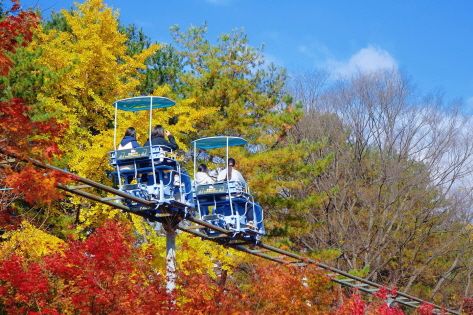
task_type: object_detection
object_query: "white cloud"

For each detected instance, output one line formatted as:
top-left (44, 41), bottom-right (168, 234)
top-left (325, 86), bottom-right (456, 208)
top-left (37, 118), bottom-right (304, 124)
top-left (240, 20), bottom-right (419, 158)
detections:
top-left (298, 45), bottom-right (310, 55)
top-left (263, 52), bottom-right (283, 66)
top-left (327, 46), bottom-right (397, 78)
top-left (297, 42), bottom-right (331, 60)
top-left (467, 97), bottom-right (473, 109)
top-left (205, 0), bottom-right (232, 5)
top-left (262, 31), bottom-right (280, 41)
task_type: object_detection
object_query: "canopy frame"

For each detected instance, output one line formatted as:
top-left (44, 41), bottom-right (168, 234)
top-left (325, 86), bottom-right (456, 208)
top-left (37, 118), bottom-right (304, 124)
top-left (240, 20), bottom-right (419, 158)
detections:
top-left (192, 136), bottom-right (249, 226)
top-left (114, 96), bottom-right (175, 112)
top-left (112, 96), bottom-right (176, 189)
top-left (191, 136), bottom-right (247, 150)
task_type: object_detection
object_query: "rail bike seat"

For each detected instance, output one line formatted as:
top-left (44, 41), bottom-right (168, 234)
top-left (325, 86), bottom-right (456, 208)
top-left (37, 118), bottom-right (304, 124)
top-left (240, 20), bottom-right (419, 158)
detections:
top-left (110, 147), bottom-right (150, 165)
top-left (195, 181), bottom-right (247, 196)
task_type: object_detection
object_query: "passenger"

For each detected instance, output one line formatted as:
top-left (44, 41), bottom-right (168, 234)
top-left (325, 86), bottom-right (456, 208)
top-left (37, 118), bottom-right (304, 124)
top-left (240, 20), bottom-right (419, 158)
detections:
top-left (217, 158), bottom-right (246, 184)
top-left (143, 125), bottom-right (178, 152)
top-left (116, 127), bottom-right (140, 184)
top-left (216, 158), bottom-right (254, 228)
top-left (195, 164), bottom-right (215, 185)
top-left (173, 169), bottom-right (193, 203)
top-left (118, 127), bottom-right (141, 149)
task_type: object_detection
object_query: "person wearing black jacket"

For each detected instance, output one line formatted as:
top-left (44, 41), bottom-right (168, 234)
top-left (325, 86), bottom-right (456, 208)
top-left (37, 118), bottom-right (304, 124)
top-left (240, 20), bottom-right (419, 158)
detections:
top-left (142, 125), bottom-right (188, 197)
top-left (116, 127), bottom-right (141, 184)
top-left (143, 125), bottom-right (178, 152)
top-left (118, 127), bottom-right (141, 149)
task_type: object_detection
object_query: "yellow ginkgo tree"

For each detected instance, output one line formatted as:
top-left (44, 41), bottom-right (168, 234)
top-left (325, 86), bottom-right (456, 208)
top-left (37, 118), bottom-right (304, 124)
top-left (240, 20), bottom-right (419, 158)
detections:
top-left (0, 221), bottom-right (64, 262)
top-left (32, 0), bottom-right (157, 161)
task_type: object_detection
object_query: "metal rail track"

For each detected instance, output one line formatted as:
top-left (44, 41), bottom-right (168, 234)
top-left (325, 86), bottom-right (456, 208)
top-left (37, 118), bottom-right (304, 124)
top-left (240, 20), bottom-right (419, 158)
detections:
top-left (3, 155), bottom-right (459, 314)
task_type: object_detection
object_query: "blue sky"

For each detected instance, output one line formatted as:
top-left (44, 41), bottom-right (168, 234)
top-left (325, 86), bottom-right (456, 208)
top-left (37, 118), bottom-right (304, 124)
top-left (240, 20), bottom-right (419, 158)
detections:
top-left (22, 0), bottom-right (473, 108)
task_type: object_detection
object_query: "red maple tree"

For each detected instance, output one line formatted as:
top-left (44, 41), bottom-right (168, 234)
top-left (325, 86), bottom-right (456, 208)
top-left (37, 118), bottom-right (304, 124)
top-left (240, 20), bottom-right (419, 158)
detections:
top-left (0, 221), bottom-right (171, 314)
top-left (0, 0), bottom-right (38, 75)
top-left (0, 0), bottom-right (69, 211)
top-left (0, 218), bottom-right (433, 314)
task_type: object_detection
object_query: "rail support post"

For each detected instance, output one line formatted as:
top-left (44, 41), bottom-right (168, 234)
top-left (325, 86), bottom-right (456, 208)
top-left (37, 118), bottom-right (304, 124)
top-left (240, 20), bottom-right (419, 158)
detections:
top-left (164, 222), bottom-right (177, 295)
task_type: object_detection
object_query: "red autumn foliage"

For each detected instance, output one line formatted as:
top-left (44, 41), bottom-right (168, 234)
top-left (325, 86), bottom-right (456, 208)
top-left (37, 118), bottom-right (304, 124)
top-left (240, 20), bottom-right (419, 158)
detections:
top-left (366, 287), bottom-right (404, 315)
top-left (337, 288), bottom-right (407, 315)
top-left (0, 0), bottom-right (63, 158)
top-left (44, 221), bottom-right (171, 314)
top-left (337, 292), bottom-right (366, 315)
top-left (177, 264), bottom-right (237, 314)
top-left (374, 287), bottom-right (395, 300)
top-left (239, 261), bottom-right (336, 314)
top-left (4, 166), bottom-right (71, 205)
top-left (416, 302), bottom-right (435, 315)
top-left (0, 255), bottom-right (51, 314)
top-left (372, 303), bottom-right (405, 315)
top-left (0, 98), bottom-right (66, 160)
top-left (0, 221), bottom-right (172, 314)
top-left (177, 257), bottom-right (343, 314)
top-left (0, 207), bottom-right (20, 230)
top-left (462, 298), bottom-right (473, 315)
top-left (0, 1), bottom-right (68, 206)
top-left (178, 258), bottom-right (337, 315)
top-left (0, 219), bottom-right (337, 314)
top-left (0, 219), bottom-right (420, 314)
top-left (0, 99), bottom-right (68, 206)
top-left (0, 0), bottom-right (38, 75)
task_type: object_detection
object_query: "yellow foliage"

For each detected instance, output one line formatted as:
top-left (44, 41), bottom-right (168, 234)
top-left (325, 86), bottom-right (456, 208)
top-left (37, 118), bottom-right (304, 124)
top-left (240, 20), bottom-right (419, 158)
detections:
top-left (25, 0), bottom-right (161, 231)
top-left (0, 221), bottom-right (64, 261)
top-left (68, 82), bottom-right (217, 229)
top-left (74, 195), bottom-right (127, 232)
top-left (143, 232), bottom-right (245, 278)
top-left (31, 0), bottom-right (158, 157)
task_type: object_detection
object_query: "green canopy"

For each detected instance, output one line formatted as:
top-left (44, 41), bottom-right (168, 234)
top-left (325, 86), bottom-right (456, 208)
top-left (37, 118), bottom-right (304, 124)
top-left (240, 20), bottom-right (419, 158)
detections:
top-left (114, 96), bottom-right (175, 112)
top-left (192, 136), bottom-right (248, 150)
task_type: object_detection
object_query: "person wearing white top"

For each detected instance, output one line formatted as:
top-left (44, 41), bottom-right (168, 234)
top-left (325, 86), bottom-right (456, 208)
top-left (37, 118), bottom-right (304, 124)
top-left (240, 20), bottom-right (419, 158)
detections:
top-left (216, 158), bottom-right (246, 184)
top-left (195, 164), bottom-right (215, 185)
top-left (216, 158), bottom-right (253, 227)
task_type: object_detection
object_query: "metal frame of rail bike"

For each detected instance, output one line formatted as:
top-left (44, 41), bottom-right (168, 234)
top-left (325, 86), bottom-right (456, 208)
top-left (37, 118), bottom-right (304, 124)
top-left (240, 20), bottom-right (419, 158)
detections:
top-left (191, 136), bottom-right (265, 237)
top-left (109, 96), bottom-right (192, 209)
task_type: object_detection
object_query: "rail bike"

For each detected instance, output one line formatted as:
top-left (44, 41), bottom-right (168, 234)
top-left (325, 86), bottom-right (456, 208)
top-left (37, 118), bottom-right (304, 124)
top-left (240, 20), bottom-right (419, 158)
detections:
top-left (191, 136), bottom-right (265, 239)
top-left (108, 96), bottom-right (265, 239)
top-left (108, 96), bottom-right (193, 217)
